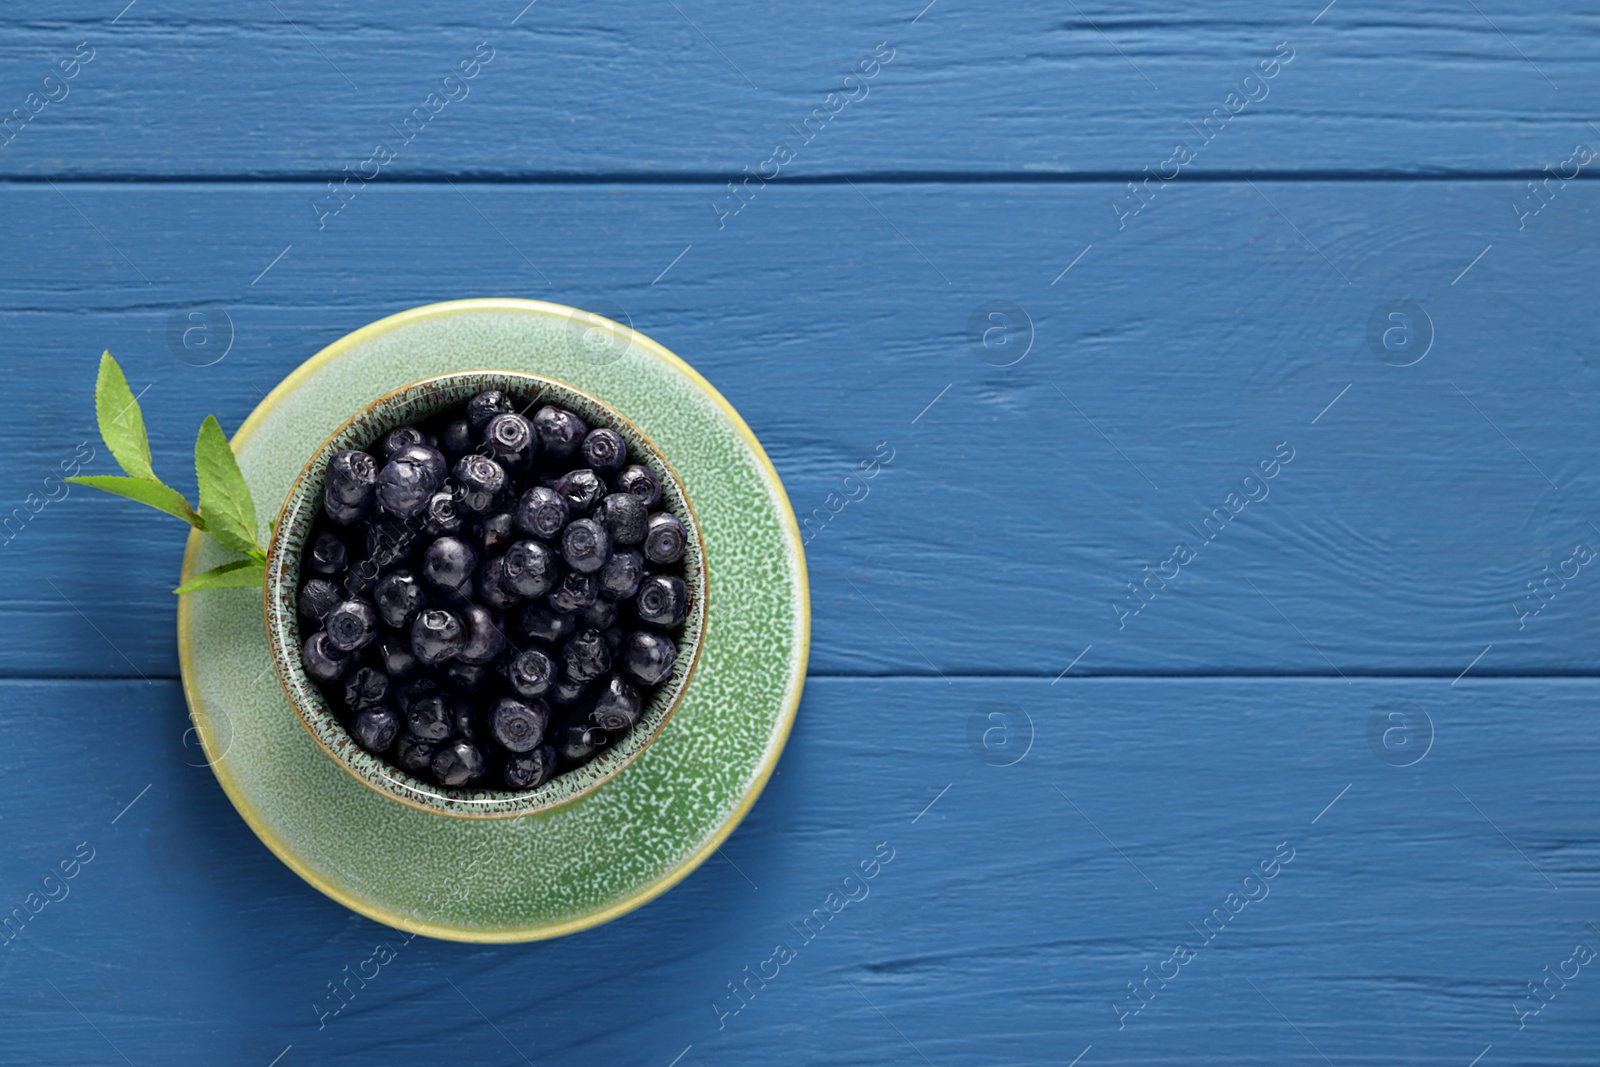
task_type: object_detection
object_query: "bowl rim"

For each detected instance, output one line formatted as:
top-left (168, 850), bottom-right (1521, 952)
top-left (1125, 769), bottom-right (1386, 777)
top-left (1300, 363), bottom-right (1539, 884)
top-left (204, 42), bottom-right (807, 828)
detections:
top-left (263, 369), bottom-right (709, 819)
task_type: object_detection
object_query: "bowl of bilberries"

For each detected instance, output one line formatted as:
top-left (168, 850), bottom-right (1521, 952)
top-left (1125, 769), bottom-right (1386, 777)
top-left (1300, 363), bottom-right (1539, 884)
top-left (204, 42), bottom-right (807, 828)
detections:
top-left (264, 371), bottom-right (705, 817)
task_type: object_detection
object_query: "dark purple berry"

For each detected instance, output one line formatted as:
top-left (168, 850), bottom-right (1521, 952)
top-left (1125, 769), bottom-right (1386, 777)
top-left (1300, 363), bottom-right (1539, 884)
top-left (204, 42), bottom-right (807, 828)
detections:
top-left (432, 739), bottom-right (487, 786)
top-left (548, 571), bottom-right (598, 613)
top-left (506, 647), bottom-right (557, 699)
top-left (441, 418), bottom-right (475, 460)
top-left (551, 678), bottom-right (588, 708)
top-left (589, 674), bottom-right (642, 730)
top-left (597, 492), bottom-right (647, 546)
top-left (453, 697), bottom-right (481, 741)
top-left (614, 464), bottom-right (660, 507)
top-left (410, 608), bottom-right (466, 665)
top-left (475, 555), bottom-right (521, 610)
top-left (583, 597), bottom-right (619, 630)
top-left (440, 659), bottom-right (492, 694)
top-left (488, 696), bottom-right (551, 753)
top-left (421, 490), bottom-right (464, 537)
top-left (298, 577), bottom-right (342, 622)
top-left (406, 693), bottom-right (453, 741)
top-left (455, 603), bottom-right (507, 665)
top-left (484, 412), bottom-right (536, 471)
top-left (502, 746), bottom-right (557, 789)
top-left (374, 570), bottom-right (428, 630)
top-left (474, 511), bottom-right (517, 554)
top-left (552, 721), bottom-right (607, 765)
top-left (378, 633), bottom-right (419, 678)
top-left (581, 428), bottom-right (627, 474)
top-left (602, 625), bottom-right (625, 656)
top-left (381, 427), bottom-right (428, 459)
top-left (467, 390), bottom-right (514, 430)
top-left (406, 444), bottom-right (448, 485)
top-left (643, 512), bottom-right (687, 564)
top-left (376, 444), bottom-right (446, 518)
top-left (533, 405), bottom-right (587, 463)
top-left (342, 558), bottom-right (380, 598)
top-left (308, 530), bottom-right (349, 576)
top-left (366, 516), bottom-right (419, 568)
top-left (325, 599), bottom-right (379, 652)
top-left (453, 454), bottom-right (507, 515)
top-left (351, 706), bottom-right (401, 753)
top-left (561, 517), bottom-right (612, 574)
top-left (324, 450), bottom-right (379, 525)
top-left (341, 666), bottom-right (390, 709)
top-left (394, 735), bottom-right (438, 774)
top-left (636, 574), bottom-right (687, 628)
top-left (562, 628), bottom-right (612, 683)
top-left (518, 604), bottom-right (576, 645)
top-left (514, 485), bottom-right (569, 540)
top-left (554, 469), bottom-right (607, 516)
top-left (621, 629), bottom-right (678, 685)
top-left (301, 631), bottom-right (353, 683)
top-left (422, 536), bottom-right (478, 600)
top-left (598, 549), bottom-right (645, 600)
top-left (394, 677), bottom-right (440, 713)
top-left (503, 539), bottom-right (561, 598)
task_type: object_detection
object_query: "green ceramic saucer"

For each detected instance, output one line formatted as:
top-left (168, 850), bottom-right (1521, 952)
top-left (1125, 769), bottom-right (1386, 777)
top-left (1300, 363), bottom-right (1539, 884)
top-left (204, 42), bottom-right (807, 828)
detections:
top-left (177, 299), bottom-right (808, 942)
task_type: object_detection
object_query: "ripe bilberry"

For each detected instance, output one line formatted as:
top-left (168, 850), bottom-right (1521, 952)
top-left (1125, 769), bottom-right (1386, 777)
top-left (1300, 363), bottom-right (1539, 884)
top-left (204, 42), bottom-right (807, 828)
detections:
top-left (324, 450), bottom-right (378, 525)
top-left (351, 706), bottom-right (402, 753)
top-left (410, 608), bottom-right (466, 665)
top-left (561, 517), bottom-right (612, 574)
top-left (620, 629), bottom-right (678, 686)
top-left (514, 485), bottom-right (569, 541)
top-left (597, 492), bottom-right (647, 546)
top-left (431, 739), bottom-right (487, 786)
top-left (533, 405), bottom-right (586, 463)
top-left (503, 539), bottom-right (561, 599)
top-left (374, 570), bottom-right (428, 630)
top-left (488, 696), bottom-right (550, 753)
top-left (643, 512), bottom-right (686, 564)
top-left (484, 413), bottom-right (536, 472)
top-left (453, 454), bottom-right (506, 515)
top-left (581, 428), bottom-right (627, 474)
top-left (613, 464), bottom-right (661, 507)
top-left (325, 599), bottom-right (379, 652)
top-left (636, 574), bottom-right (687, 628)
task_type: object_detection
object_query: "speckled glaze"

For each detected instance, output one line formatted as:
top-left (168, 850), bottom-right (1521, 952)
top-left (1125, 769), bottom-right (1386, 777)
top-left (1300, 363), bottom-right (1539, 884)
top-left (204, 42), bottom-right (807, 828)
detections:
top-left (177, 299), bottom-right (808, 942)
top-left (265, 372), bottom-right (707, 818)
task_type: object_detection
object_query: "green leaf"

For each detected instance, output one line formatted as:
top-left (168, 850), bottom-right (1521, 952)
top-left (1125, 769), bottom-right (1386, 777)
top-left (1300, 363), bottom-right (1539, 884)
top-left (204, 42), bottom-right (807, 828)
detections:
top-left (93, 351), bottom-right (156, 481)
top-left (194, 415), bottom-right (260, 556)
top-left (66, 475), bottom-right (203, 528)
top-left (173, 558), bottom-right (265, 595)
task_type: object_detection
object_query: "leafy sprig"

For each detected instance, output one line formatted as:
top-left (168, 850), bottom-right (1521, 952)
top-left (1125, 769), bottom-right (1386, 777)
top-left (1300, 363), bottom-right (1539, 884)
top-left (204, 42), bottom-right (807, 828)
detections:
top-left (68, 351), bottom-right (268, 594)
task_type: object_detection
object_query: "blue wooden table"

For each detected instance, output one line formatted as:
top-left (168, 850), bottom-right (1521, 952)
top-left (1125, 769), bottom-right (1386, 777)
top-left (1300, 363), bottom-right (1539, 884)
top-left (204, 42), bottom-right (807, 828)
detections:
top-left (3, 3), bottom-right (1597, 1064)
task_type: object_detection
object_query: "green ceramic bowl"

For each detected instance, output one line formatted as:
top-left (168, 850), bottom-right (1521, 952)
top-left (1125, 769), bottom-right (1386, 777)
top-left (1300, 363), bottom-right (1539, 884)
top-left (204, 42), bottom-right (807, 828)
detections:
top-left (264, 371), bottom-right (708, 819)
top-left (178, 299), bottom-right (807, 942)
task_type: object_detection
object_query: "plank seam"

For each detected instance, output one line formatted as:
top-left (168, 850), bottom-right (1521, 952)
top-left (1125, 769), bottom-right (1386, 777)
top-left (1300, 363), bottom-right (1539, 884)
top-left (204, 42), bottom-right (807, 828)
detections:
top-left (6, 171), bottom-right (1600, 185)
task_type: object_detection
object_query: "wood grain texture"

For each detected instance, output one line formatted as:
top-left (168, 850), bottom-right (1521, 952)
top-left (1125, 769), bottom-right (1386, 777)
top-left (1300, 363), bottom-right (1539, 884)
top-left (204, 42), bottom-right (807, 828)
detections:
top-left (2, 4), bottom-right (1596, 1062)
top-left (0, 182), bottom-right (1595, 677)
top-left (0, 677), bottom-right (1593, 1066)
top-left (0, 2), bottom-right (1595, 178)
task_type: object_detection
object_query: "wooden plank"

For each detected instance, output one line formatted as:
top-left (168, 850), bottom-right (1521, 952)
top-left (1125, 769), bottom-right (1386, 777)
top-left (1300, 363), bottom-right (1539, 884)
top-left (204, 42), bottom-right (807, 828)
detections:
top-left (1, 181), bottom-right (1596, 677)
top-left (0, 2), bottom-right (1594, 177)
top-left (0, 677), bottom-right (1594, 1064)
